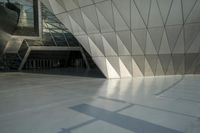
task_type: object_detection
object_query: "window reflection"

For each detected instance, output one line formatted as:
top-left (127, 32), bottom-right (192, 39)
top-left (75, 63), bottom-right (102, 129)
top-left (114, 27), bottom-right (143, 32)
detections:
top-left (0, 0), bottom-right (38, 36)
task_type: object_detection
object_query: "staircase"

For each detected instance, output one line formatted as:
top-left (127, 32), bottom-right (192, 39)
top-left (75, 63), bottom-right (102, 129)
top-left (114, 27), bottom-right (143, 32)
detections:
top-left (4, 53), bottom-right (21, 70)
top-left (3, 37), bottom-right (23, 70)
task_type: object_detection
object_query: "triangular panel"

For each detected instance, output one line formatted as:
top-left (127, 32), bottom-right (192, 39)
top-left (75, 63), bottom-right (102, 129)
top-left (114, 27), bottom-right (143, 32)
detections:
top-left (112, 0), bottom-right (131, 27)
top-left (132, 29), bottom-right (147, 53)
top-left (75, 35), bottom-right (91, 54)
top-left (106, 59), bottom-right (120, 78)
top-left (134, 0), bottom-right (151, 25)
top-left (194, 56), bottom-right (200, 74)
top-left (107, 57), bottom-right (120, 75)
top-left (172, 54), bottom-right (184, 74)
top-left (166, 25), bottom-right (182, 51)
top-left (182, 0), bottom-right (197, 21)
top-left (55, 0), bottom-right (67, 10)
top-left (102, 32), bottom-right (118, 55)
top-left (159, 54), bottom-right (171, 74)
top-left (57, 0), bottom-right (79, 11)
top-left (159, 31), bottom-right (171, 54)
top-left (69, 11), bottom-right (86, 35)
top-left (157, 0), bottom-right (172, 23)
top-left (69, 9), bottom-right (85, 30)
top-left (146, 32), bottom-right (157, 54)
top-left (93, 57), bottom-right (108, 78)
top-left (113, 5), bottom-right (129, 31)
top-left (131, 33), bottom-right (144, 55)
top-left (189, 55), bottom-right (200, 74)
top-left (102, 36), bottom-right (117, 56)
top-left (145, 59), bottom-right (154, 76)
top-left (176, 59), bottom-right (185, 75)
top-left (166, 0), bottom-right (183, 25)
top-left (184, 23), bottom-right (200, 52)
top-left (96, 8), bottom-right (114, 32)
top-left (82, 13), bottom-right (99, 34)
top-left (89, 37), bottom-right (104, 56)
top-left (148, 0), bottom-right (163, 27)
top-left (119, 58), bottom-right (132, 78)
top-left (185, 53), bottom-right (198, 74)
top-left (50, 0), bottom-right (65, 14)
top-left (133, 55), bottom-right (145, 75)
top-left (132, 58), bottom-right (143, 77)
top-left (146, 55), bottom-right (158, 76)
top-left (173, 30), bottom-right (184, 54)
top-left (155, 59), bottom-right (164, 75)
top-left (120, 56), bottom-right (132, 75)
top-left (166, 59), bottom-right (174, 75)
top-left (117, 30), bottom-right (131, 55)
top-left (56, 13), bottom-right (72, 32)
top-left (187, 32), bottom-right (200, 53)
top-left (117, 35), bottom-right (130, 55)
top-left (96, 1), bottom-right (115, 30)
top-left (78, 0), bottom-right (93, 7)
top-left (93, 0), bottom-right (105, 3)
top-left (81, 5), bottom-right (100, 31)
top-left (186, 0), bottom-right (200, 23)
top-left (89, 34), bottom-right (104, 55)
top-left (131, 0), bottom-right (146, 29)
top-left (149, 27), bottom-right (164, 53)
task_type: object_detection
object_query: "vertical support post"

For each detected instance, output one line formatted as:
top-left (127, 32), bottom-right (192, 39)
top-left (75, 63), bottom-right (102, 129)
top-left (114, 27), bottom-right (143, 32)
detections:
top-left (80, 48), bottom-right (90, 70)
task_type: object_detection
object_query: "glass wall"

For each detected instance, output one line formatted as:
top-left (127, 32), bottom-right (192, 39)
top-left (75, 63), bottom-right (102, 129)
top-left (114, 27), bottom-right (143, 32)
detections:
top-left (0, 0), bottom-right (39, 36)
top-left (16, 0), bottom-right (34, 28)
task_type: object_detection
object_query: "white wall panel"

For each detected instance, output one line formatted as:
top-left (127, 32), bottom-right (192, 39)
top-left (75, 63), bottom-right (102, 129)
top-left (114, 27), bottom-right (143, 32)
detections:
top-left (41, 0), bottom-right (200, 78)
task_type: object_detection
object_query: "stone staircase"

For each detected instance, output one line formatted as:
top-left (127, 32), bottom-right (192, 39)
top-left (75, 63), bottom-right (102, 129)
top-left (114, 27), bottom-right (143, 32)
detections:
top-left (2, 37), bottom-right (23, 70)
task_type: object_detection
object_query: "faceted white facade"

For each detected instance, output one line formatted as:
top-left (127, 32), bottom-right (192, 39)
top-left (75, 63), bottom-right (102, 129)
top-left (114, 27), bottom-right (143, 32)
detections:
top-left (40, 0), bottom-right (200, 78)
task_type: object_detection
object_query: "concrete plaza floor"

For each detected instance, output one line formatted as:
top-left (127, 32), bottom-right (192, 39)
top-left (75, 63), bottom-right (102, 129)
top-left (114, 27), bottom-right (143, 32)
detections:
top-left (0, 72), bottom-right (200, 133)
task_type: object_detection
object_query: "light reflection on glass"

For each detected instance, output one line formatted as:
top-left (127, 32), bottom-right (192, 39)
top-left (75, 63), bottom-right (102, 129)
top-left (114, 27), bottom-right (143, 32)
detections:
top-left (7, 0), bottom-right (34, 28)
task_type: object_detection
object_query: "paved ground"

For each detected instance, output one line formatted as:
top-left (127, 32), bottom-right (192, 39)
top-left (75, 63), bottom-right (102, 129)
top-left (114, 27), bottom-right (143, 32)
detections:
top-left (0, 72), bottom-right (200, 133)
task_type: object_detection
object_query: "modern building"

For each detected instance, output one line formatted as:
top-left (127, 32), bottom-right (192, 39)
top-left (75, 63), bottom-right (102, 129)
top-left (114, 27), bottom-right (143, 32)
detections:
top-left (0, 0), bottom-right (200, 133)
top-left (41, 0), bottom-right (200, 78)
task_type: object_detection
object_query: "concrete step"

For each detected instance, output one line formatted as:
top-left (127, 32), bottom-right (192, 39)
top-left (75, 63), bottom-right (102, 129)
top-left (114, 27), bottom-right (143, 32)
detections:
top-left (4, 38), bottom-right (23, 54)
